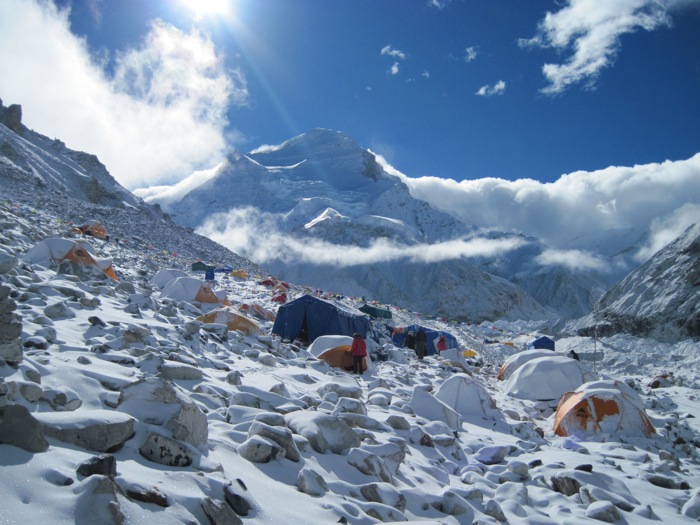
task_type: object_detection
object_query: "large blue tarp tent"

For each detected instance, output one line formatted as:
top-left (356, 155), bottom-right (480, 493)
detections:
top-left (272, 295), bottom-right (371, 343)
top-left (530, 335), bottom-right (555, 351)
top-left (392, 325), bottom-right (458, 356)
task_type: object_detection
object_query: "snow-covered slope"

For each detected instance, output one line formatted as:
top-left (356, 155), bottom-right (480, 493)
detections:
top-left (0, 99), bottom-right (263, 276)
top-left (572, 223), bottom-right (700, 342)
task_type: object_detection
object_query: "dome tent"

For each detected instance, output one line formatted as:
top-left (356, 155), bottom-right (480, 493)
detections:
top-left (196, 307), bottom-right (262, 336)
top-left (160, 277), bottom-right (229, 306)
top-left (497, 349), bottom-right (557, 381)
top-left (434, 373), bottom-right (497, 420)
top-left (72, 219), bottom-right (108, 239)
top-left (25, 237), bottom-right (118, 280)
top-left (271, 294), bottom-right (370, 343)
top-left (553, 380), bottom-right (655, 439)
top-left (505, 355), bottom-right (595, 402)
top-left (317, 345), bottom-right (373, 373)
top-left (150, 268), bottom-right (188, 289)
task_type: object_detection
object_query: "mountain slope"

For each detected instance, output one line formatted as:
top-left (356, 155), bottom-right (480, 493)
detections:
top-left (151, 129), bottom-right (585, 323)
top-left (0, 99), bottom-right (263, 275)
top-left (572, 223), bottom-right (700, 342)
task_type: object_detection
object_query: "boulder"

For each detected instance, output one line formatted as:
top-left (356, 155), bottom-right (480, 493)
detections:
top-left (297, 467), bottom-right (328, 497)
top-left (237, 435), bottom-right (285, 463)
top-left (285, 411), bottom-right (360, 454)
top-left (117, 377), bottom-right (207, 448)
top-left (139, 432), bottom-right (193, 467)
top-left (247, 421), bottom-right (301, 462)
top-left (0, 403), bottom-right (48, 452)
top-left (36, 409), bottom-right (135, 452)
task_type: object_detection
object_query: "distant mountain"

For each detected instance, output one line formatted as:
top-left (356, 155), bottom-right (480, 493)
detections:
top-left (0, 98), bottom-right (262, 275)
top-left (151, 128), bottom-right (618, 323)
top-left (570, 223), bottom-right (700, 342)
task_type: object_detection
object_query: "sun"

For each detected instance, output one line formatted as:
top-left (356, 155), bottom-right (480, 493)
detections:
top-left (181, 0), bottom-right (231, 20)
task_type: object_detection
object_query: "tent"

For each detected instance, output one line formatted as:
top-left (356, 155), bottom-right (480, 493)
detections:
top-left (359, 304), bottom-right (392, 320)
top-left (191, 261), bottom-right (208, 272)
top-left (392, 325), bottom-right (458, 356)
top-left (505, 355), bottom-right (595, 401)
top-left (196, 307), bottom-right (262, 336)
top-left (239, 303), bottom-right (276, 322)
top-left (497, 349), bottom-right (557, 381)
top-left (271, 294), bottom-right (370, 343)
top-left (230, 270), bottom-right (249, 279)
top-left (317, 345), bottom-right (368, 372)
top-left (530, 336), bottom-right (555, 351)
top-left (25, 238), bottom-right (118, 280)
top-left (434, 373), bottom-right (497, 420)
top-left (72, 219), bottom-right (108, 240)
top-left (160, 277), bottom-right (230, 306)
top-left (150, 268), bottom-right (188, 289)
top-left (553, 380), bottom-right (655, 439)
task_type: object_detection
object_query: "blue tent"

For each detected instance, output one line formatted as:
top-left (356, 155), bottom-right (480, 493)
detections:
top-left (272, 295), bottom-right (371, 343)
top-left (530, 336), bottom-right (555, 351)
top-left (392, 325), bottom-right (458, 356)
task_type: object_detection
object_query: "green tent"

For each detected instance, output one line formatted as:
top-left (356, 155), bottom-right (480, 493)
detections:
top-left (191, 261), bottom-right (208, 272)
top-left (359, 303), bottom-right (392, 320)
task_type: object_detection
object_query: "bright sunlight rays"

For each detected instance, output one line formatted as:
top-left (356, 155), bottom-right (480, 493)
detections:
top-left (181, 0), bottom-right (231, 20)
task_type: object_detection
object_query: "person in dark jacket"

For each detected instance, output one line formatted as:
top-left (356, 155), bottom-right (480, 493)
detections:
top-left (350, 333), bottom-right (367, 375)
top-left (415, 328), bottom-right (427, 360)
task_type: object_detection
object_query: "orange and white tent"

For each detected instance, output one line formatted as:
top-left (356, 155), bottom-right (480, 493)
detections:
top-left (553, 380), bottom-right (655, 439)
top-left (318, 345), bottom-right (367, 372)
top-left (238, 303), bottom-right (276, 322)
top-left (25, 238), bottom-right (118, 280)
top-left (196, 307), bottom-right (262, 336)
top-left (160, 277), bottom-right (229, 306)
top-left (150, 268), bottom-right (189, 289)
top-left (72, 219), bottom-right (108, 239)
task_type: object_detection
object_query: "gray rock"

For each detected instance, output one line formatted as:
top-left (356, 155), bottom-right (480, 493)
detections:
top-left (360, 482), bottom-right (405, 512)
top-left (223, 481), bottom-right (253, 516)
top-left (139, 432), bottom-right (193, 467)
top-left (76, 454), bottom-right (117, 477)
top-left (157, 361), bottom-right (203, 381)
top-left (386, 414), bottom-right (411, 430)
top-left (285, 411), bottom-right (360, 455)
top-left (201, 498), bottom-right (243, 525)
top-left (484, 499), bottom-right (507, 522)
top-left (0, 403), bottom-right (48, 452)
top-left (72, 475), bottom-right (126, 525)
top-left (248, 421), bottom-right (301, 462)
top-left (347, 448), bottom-right (393, 482)
top-left (36, 409), bottom-right (135, 452)
top-left (44, 301), bottom-right (76, 320)
top-left (585, 501), bottom-right (621, 522)
top-left (332, 396), bottom-right (367, 416)
top-left (297, 467), bottom-right (328, 497)
top-left (237, 435), bottom-right (285, 463)
top-left (118, 377), bottom-right (208, 448)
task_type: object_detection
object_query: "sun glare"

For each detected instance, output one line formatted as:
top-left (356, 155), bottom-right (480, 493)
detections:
top-left (182, 0), bottom-right (231, 20)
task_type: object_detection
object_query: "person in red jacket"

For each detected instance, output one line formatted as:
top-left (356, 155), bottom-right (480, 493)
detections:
top-left (437, 335), bottom-right (447, 352)
top-left (350, 333), bottom-right (367, 375)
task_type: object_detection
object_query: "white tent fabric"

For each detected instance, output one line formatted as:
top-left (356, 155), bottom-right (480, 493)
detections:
top-left (25, 238), bottom-right (117, 280)
top-left (434, 373), bottom-right (497, 420)
top-left (308, 335), bottom-right (353, 358)
top-left (498, 349), bottom-right (555, 380)
top-left (505, 355), bottom-right (595, 401)
top-left (160, 277), bottom-right (228, 305)
top-left (150, 268), bottom-right (189, 289)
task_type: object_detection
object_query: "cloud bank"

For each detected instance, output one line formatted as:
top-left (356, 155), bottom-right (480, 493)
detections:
top-left (0, 0), bottom-right (245, 189)
top-left (196, 207), bottom-right (527, 267)
top-left (382, 153), bottom-right (700, 260)
top-left (522, 0), bottom-right (698, 94)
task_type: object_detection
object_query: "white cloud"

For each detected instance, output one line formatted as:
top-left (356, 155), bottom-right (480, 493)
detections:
top-left (520, 0), bottom-right (693, 94)
top-left (535, 248), bottom-right (608, 272)
top-left (389, 62), bottom-right (400, 75)
top-left (196, 207), bottom-right (527, 267)
top-left (476, 80), bottom-right (506, 96)
top-left (465, 46), bottom-right (478, 62)
top-left (428, 0), bottom-right (451, 9)
top-left (634, 203), bottom-right (700, 262)
top-left (0, 0), bottom-right (246, 190)
top-left (380, 45), bottom-right (406, 60)
top-left (377, 152), bottom-right (700, 262)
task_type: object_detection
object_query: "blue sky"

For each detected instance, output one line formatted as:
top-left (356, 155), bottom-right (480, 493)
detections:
top-left (3, 0), bottom-right (698, 186)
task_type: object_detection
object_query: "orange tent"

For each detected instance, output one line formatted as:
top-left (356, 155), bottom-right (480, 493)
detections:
top-left (160, 277), bottom-right (230, 306)
top-left (72, 219), bottom-right (108, 239)
top-left (25, 238), bottom-right (118, 280)
top-left (318, 345), bottom-right (366, 372)
top-left (553, 381), bottom-right (655, 439)
top-left (196, 307), bottom-right (262, 335)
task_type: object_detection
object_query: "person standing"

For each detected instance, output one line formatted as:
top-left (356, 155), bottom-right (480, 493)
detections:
top-left (350, 333), bottom-right (367, 375)
top-left (415, 328), bottom-right (427, 360)
top-left (437, 335), bottom-right (447, 352)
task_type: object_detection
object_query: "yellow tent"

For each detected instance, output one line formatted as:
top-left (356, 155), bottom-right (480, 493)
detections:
top-left (196, 307), bottom-right (262, 336)
top-left (230, 269), bottom-right (249, 279)
top-left (318, 345), bottom-right (367, 372)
